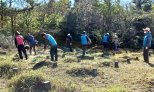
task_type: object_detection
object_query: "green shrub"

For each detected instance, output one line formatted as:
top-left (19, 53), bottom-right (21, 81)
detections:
top-left (63, 57), bottom-right (78, 63)
top-left (9, 71), bottom-right (49, 92)
top-left (66, 66), bottom-right (96, 77)
top-left (0, 61), bottom-right (17, 78)
top-left (105, 85), bottom-right (128, 92)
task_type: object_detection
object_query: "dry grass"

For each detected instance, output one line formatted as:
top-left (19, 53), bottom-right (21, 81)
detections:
top-left (0, 48), bottom-right (154, 92)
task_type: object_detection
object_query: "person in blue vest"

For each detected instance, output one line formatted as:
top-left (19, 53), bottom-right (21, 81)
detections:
top-left (102, 33), bottom-right (109, 52)
top-left (143, 27), bottom-right (152, 63)
top-left (41, 32), bottom-right (58, 61)
top-left (81, 31), bottom-right (91, 57)
top-left (27, 33), bottom-right (36, 55)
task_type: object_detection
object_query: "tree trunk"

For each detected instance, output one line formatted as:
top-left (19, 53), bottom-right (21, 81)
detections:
top-left (0, 0), bottom-right (3, 28)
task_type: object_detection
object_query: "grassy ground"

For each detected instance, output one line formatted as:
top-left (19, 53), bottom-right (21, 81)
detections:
top-left (0, 47), bottom-right (154, 92)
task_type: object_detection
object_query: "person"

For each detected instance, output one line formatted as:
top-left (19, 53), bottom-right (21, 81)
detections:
top-left (27, 33), bottom-right (36, 55)
top-left (102, 33), bottom-right (109, 52)
top-left (93, 34), bottom-right (98, 46)
top-left (114, 37), bottom-right (119, 51)
top-left (41, 32), bottom-right (58, 61)
top-left (114, 34), bottom-right (119, 51)
top-left (15, 31), bottom-right (28, 60)
top-left (143, 27), bottom-right (152, 63)
top-left (66, 33), bottom-right (73, 52)
top-left (89, 34), bottom-right (98, 46)
top-left (81, 31), bottom-right (91, 57)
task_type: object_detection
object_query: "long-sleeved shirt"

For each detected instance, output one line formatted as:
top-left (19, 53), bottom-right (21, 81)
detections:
top-left (143, 32), bottom-right (152, 47)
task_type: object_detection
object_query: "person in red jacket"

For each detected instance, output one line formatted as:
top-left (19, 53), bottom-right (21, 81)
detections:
top-left (15, 31), bottom-right (28, 60)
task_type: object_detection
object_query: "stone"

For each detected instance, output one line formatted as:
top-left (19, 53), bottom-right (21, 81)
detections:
top-left (12, 68), bottom-right (18, 74)
top-left (115, 61), bottom-right (119, 68)
top-left (92, 69), bottom-right (97, 77)
top-left (127, 58), bottom-right (131, 64)
top-left (41, 81), bottom-right (52, 91)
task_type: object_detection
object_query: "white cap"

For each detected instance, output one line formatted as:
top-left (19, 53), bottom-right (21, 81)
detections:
top-left (143, 27), bottom-right (150, 31)
top-left (67, 33), bottom-right (70, 36)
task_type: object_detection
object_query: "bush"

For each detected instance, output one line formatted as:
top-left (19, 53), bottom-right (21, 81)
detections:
top-left (9, 71), bottom-right (49, 92)
top-left (105, 85), bottom-right (128, 92)
top-left (66, 66), bottom-right (97, 77)
top-left (63, 57), bottom-right (78, 63)
top-left (0, 61), bottom-right (17, 78)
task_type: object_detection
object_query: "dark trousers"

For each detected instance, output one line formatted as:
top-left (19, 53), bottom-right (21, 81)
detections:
top-left (50, 46), bottom-right (58, 61)
top-left (82, 45), bottom-right (87, 57)
top-left (143, 47), bottom-right (149, 63)
top-left (114, 43), bottom-right (118, 51)
top-left (18, 45), bottom-right (28, 60)
top-left (67, 44), bottom-right (73, 52)
top-left (103, 42), bottom-right (108, 52)
top-left (30, 44), bottom-right (36, 55)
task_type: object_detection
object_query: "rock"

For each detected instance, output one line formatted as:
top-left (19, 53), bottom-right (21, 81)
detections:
top-left (41, 81), bottom-right (52, 91)
top-left (92, 69), bottom-right (97, 77)
top-left (114, 61), bottom-right (119, 68)
top-left (12, 68), bottom-right (19, 74)
top-left (127, 58), bottom-right (131, 64)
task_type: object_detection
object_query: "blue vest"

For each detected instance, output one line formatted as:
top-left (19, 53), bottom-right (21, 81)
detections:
top-left (81, 34), bottom-right (88, 45)
top-left (143, 32), bottom-right (152, 47)
top-left (103, 35), bottom-right (108, 43)
top-left (46, 34), bottom-right (57, 46)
